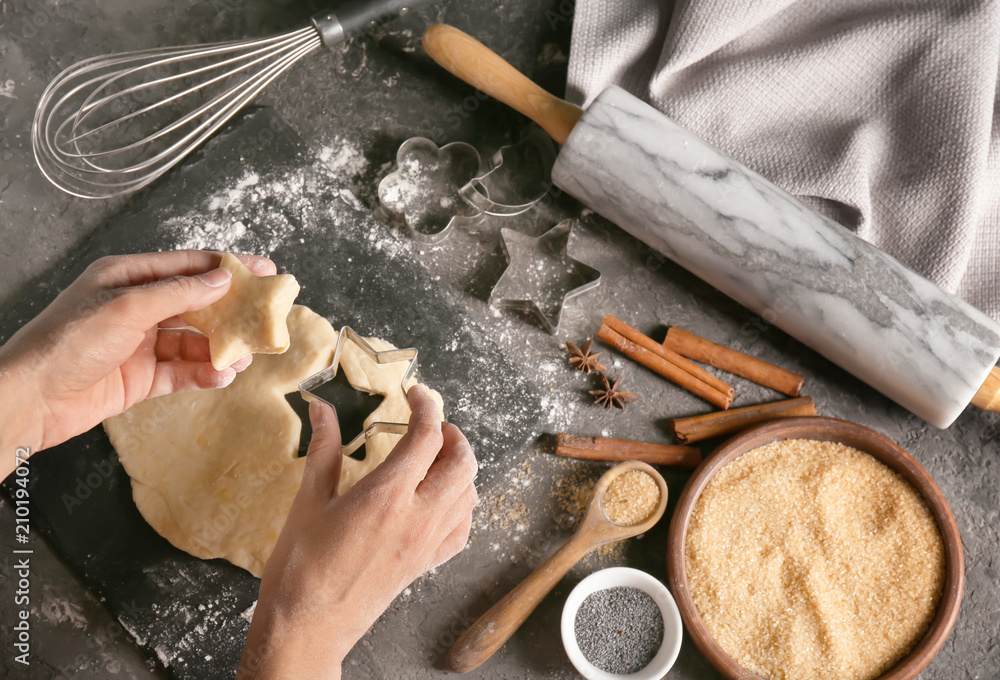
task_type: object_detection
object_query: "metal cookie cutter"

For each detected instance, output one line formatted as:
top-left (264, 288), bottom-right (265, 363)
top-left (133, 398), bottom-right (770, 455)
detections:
top-left (377, 137), bottom-right (484, 243)
top-left (298, 327), bottom-right (418, 456)
top-left (377, 130), bottom-right (558, 242)
top-left (459, 126), bottom-right (557, 217)
top-left (490, 219), bottom-right (602, 334)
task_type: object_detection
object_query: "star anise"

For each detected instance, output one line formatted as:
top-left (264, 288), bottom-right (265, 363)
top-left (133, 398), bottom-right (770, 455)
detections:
top-left (566, 338), bottom-right (607, 375)
top-left (589, 373), bottom-right (641, 410)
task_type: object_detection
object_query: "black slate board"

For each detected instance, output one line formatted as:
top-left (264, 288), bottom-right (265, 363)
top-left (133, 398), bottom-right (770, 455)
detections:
top-left (0, 108), bottom-right (542, 678)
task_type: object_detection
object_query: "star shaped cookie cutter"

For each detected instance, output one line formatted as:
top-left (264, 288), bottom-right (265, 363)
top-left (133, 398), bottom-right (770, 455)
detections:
top-left (490, 219), bottom-right (602, 334)
top-left (298, 327), bottom-right (418, 456)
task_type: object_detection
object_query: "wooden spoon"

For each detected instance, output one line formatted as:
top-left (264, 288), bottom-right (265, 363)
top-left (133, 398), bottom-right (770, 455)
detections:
top-left (445, 460), bottom-right (670, 673)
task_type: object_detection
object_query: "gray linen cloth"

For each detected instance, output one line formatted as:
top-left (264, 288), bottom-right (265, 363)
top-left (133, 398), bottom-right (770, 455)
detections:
top-left (566, 0), bottom-right (1000, 321)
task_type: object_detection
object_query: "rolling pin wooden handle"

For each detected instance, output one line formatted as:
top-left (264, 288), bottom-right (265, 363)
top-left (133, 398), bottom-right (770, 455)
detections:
top-left (971, 366), bottom-right (1000, 413)
top-left (445, 532), bottom-right (593, 673)
top-left (422, 24), bottom-right (582, 144)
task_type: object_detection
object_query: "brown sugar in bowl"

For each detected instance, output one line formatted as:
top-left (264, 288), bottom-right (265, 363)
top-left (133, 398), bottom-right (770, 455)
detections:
top-left (665, 417), bottom-right (964, 680)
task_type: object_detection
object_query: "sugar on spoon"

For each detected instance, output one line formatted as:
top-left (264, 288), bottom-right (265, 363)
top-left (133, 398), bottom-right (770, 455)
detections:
top-left (446, 460), bottom-right (669, 673)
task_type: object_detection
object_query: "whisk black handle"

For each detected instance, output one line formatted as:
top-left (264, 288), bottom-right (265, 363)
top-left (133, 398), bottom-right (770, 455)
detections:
top-left (312, 0), bottom-right (439, 47)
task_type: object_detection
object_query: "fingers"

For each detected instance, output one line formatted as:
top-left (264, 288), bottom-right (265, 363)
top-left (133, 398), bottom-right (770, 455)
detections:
top-left (416, 422), bottom-right (476, 568)
top-left (229, 354), bottom-right (253, 372)
top-left (158, 317), bottom-right (197, 329)
top-left (377, 386), bottom-right (445, 487)
top-left (103, 268), bottom-right (235, 333)
top-left (146, 360), bottom-right (239, 398)
top-left (416, 422), bottom-right (477, 501)
top-left (84, 251), bottom-right (276, 288)
top-left (429, 482), bottom-right (477, 568)
top-left (154, 329), bottom-right (212, 363)
top-left (301, 401), bottom-right (343, 498)
top-left (84, 251), bottom-right (223, 288)
top-left (154, 330), bottom-right (252, 371)
top-left (233, 254), bottom-right (278, 277)
top-left (90, 249), bottom-right (285, 335)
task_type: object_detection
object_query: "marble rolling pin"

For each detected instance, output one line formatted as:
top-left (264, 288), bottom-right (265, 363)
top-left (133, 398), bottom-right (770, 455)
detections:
top-left (423, 24), bottom-right (1000, 428)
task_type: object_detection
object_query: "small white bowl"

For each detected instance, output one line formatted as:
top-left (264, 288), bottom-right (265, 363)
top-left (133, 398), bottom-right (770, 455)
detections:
top-left (562, 567), bottom-right (683, 680)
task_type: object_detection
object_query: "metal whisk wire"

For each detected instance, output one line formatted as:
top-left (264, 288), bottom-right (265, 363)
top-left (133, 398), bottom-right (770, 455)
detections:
top-left (32, 0), bottom-right (440, 199)
top-left (32, 27), bottom-right (323, 199)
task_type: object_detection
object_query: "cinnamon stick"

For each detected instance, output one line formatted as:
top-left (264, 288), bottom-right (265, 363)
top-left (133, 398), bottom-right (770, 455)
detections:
top-left (556, 433), bottom-right (702, 468)
top-left (669, 396), bottom-right (817, 444)
top-left (663, 326), bottom-right (805, 397)
top-left (603, 315), bottom-right (734, 399)
top-left (597, 324), bottom-right (733, 410)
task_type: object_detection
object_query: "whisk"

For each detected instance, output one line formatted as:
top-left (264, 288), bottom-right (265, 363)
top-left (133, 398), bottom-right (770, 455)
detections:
top-left (32, 0), bottom-right (437, 199)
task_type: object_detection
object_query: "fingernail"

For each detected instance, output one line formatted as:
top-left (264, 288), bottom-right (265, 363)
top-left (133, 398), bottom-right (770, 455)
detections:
top-left (215, 369), bottom-right (237, 389)
top-left (250, 258), bottom-right (275, 273)
top-left (199, 267), bottom-right (232, 287)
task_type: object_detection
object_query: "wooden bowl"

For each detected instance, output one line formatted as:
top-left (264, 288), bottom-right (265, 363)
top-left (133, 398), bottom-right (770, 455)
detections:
top-left (666, 417), bottom-right (964, 680)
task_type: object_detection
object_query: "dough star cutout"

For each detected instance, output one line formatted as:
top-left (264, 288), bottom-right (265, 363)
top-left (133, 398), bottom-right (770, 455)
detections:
top-left (181, 253), bottom-right (301, 370)
top-left (490, 219), bottom-right (601, 333)
top-left (299, 327), bottom-right (418, 456)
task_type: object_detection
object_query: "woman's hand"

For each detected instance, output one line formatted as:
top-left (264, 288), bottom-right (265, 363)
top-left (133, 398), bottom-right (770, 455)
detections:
top-left (0, 250), bottom-right (275, 473)
top-left (239, 386), bottom-right (479, 680)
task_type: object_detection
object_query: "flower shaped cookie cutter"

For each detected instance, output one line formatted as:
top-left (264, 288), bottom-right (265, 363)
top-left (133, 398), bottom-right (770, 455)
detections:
top-left (298, 327), bottom-right (417, 456)
top-left (377, 138), bottom-right (483, 243)
top-left (377, 129), bottom-right (558, 242)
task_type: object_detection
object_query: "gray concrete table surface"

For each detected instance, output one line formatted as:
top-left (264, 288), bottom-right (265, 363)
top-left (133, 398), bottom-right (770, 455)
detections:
top-left (1, 1), bottom-right (998, 679)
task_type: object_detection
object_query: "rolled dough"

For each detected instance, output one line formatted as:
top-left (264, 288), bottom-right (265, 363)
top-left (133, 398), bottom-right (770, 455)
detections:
top-left (104, 305), bottom-right (443, 577)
